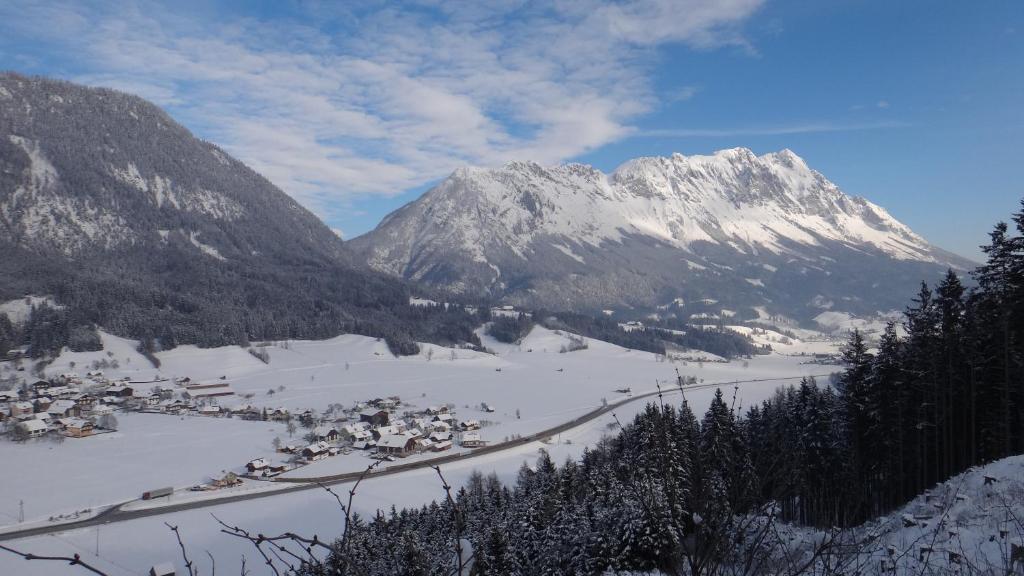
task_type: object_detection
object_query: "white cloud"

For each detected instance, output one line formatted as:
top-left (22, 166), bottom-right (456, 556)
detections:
top-left (641, 120), bottom-right (909, 138)
top-left (0, 0), bottom-right (764, 219)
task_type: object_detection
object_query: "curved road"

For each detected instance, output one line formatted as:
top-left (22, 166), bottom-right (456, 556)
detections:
top-left (0, 373), bottom-right (830, 542)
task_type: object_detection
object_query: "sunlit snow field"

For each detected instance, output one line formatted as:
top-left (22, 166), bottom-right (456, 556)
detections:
top-left (0, 327), bottom-right (836, 574)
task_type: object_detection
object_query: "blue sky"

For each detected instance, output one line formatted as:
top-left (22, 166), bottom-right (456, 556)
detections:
top-left (1, 1), bottom-right (1021, 260)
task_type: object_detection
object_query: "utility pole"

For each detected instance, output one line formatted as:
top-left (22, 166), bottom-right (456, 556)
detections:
top-left (95, 526), bottom-right (99, 557)
top-left (18, 500), bottom-right (24, 523)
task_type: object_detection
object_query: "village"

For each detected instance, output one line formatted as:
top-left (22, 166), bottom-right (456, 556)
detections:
top-left (1, 369), bottom-right (495, 496)
top-left (237, 399), bottom-right (492, 485)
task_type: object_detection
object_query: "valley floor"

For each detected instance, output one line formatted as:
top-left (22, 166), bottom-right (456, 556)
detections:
top-left (0, 327), bottom-right (832, 574)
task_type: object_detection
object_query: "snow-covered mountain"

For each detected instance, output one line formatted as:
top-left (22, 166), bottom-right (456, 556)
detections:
top-left (351, 149), bottom-right (972, 321)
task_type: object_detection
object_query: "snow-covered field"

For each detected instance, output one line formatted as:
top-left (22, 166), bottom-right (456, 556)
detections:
top-left (1, 327), bottom-right (828, 525)
top-left (0, 325), bottom-right (837, 574)
top-left (0, 378), bottom-right (813, 576)
top-left (0, 413), bottom-right (290, 529)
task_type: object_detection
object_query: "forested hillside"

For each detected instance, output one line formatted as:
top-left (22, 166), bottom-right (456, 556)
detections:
top-left (290, 199), bottom-right (1024, 575)
top-left (0, 73), bottom-right (483, 356)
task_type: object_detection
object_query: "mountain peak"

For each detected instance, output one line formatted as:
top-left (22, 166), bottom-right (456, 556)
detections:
top-left (351, 149), bottom-right (971, 315)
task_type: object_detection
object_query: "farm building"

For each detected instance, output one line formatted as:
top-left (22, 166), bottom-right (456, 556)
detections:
top-left (461, 432), bottom-right (486, 448)
top-left (182, 383), bottom-right (235, 400)
top-left (302, 441), bottom-right (331, 461)
top-left (17, 419), bottom-right (47, 438)
top-left (313, 426), bottom-right (340, 442)
top-left (65, 418), bottom-right (94, 438)
top-left (359, 409), bottom-right (389, 427)
top-left (246, 458), bottom-right (270, 473)
top-left (9, 401), bottom-right (33, 418)
top-left (377, 434), bottom-right (417, 456)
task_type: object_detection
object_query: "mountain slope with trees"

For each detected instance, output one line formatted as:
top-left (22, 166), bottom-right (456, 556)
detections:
top-left (293, 199), bottom-right (1024, 575)
top-left (0, 73), bottom-right (482, 356)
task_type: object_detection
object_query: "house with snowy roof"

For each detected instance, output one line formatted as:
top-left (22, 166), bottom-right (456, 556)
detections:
top-left (302, 441), bottom-right (331, 461)
top-left (46, 399), bottom-right (79, 418)
top-left (377, 434), bottom-right (416, 456)
top-left (359, 409), bottom-right (389, 427)
top-left (313, 426), bottom-right (340, 442)
top-left (246, 458), bottom-right (270, 473)
top-left (460, 432), bottom-right (486, 448)
top-left (64, 418), bottom-right (94, 438)
top-left (17, 419), bottom-right (47, 438)
top-left (9, 401), bottom-right (34, 418)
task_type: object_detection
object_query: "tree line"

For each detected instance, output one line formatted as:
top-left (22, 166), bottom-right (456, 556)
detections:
top-left (292, 200), bottom-right (1024, 575)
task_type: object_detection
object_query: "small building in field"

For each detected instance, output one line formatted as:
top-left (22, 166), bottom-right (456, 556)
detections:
top-left (313, 426), bottom-right (340, 443)
top-left (18, 419), bottom-right (48, 438)
top-left (433, 412), bottom-right (455, 424)
top-left (348, 429), bottom-right (373, 443)
top-left (213, 472), bottom-right (243, 487)
top-left (460, 432), bottom-right (486, 448)
top-left (426, 405), bottom-right (449, 415)
top-left (341, 422), bottom-right (370, 438)
top-left (371, 425), bottom-right (400, 440)
top-left (302, 441), bottom-right (331, 461)
top-left (266, 463), bottom-right (288, 476)
top-left (374, 397), bottom-right (400, 410)
top-left (377, 434), bottom-right (416, 456)
top-left (90, 404), bottom-right (114, 417)
top-left (65, 418), bottom-right (94, 438)
top-left (160, 400), bottom-right (190, 414)
top-left (46, 399), bottom-right (79, 418)
top-left (267, 408), bottom-right (291, 422)
top-left (47, 386), bottom-right (79, 399)
top-left (429, 430), bottom-right (452, 442)
top-left (359, 409), bottom-right (389, 427)
top-left (183, 383), bottom-right (235, 401)
top-left (105, 384), bottom-right (134, 397)
top-left (246, 458), bottom-right (270, 473)
top-left (33, 397), bottom-right (52, 412)
top-left (460, 420), bottom-right (480, 431)
top-left (75, 394), bottom-right (98, 410)
top-left (198, 405), bottom-right (222, 417)
top-left (9, 401), bottom-right (34, 418)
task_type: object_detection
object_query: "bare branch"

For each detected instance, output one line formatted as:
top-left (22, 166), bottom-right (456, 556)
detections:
top-left (165, 522), bottom-right (196, 576)
top-left (0, 543), bottom-right (111, 576)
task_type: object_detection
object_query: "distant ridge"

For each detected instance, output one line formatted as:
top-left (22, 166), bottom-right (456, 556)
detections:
top-left (351, 149), bottom-right (972, 322)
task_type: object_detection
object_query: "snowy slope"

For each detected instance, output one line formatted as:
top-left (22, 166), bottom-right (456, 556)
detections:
top-left (773, 456), bottom-right (1024, 576)
top-left (351, 149), bottom-right (972, 319)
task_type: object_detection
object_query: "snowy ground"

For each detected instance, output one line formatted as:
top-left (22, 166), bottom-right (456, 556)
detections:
top-left (768, 456), bottom-right (1024, 576)
top-left (0, 322), bottom-right (840, 574)
top-left (0, 378), bottom-right (813, 575)
top-left (0, 413), bottom-right (290, 529)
